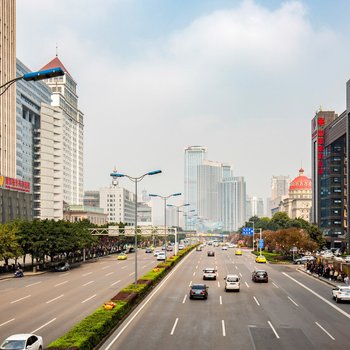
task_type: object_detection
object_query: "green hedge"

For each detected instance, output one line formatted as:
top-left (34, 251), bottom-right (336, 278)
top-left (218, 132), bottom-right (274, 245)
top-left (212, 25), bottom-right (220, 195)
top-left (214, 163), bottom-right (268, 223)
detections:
top-left (47, 245), bottom-right (195, 349)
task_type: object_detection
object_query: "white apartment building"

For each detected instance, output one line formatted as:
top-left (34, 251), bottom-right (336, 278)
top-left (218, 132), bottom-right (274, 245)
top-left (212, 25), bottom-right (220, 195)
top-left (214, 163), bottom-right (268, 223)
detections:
top-left (219, 176), bottom-right (246, 232)
top-left (41, 56), bottom-right (84, 205)
top-left (100, 185), bottom-right (136, 225)
top-left (246, 196), bottom-right (264, 219)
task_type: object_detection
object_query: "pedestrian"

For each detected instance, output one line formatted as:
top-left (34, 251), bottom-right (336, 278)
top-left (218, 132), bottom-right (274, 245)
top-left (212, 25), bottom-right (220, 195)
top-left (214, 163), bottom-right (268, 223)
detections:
top-left (334, 270), bottom-right (339, 281)
top-left (344, 275), bottom-right (349, 286)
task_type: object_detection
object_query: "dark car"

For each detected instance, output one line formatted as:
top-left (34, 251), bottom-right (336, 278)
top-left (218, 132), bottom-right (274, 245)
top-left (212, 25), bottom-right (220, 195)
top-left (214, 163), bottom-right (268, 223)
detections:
top-left (252, 270), bottom-right (268, 283)
top-left (54, 262), bottom-right (70, 272)
top-left (207, 251), bottom-right (215, 257)
top-left (189, 284), bottom-right (208, 299)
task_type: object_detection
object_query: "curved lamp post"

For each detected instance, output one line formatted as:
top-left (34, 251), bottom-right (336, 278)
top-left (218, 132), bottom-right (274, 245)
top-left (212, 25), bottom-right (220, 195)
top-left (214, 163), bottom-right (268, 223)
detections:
top-left (149, 192), bottom-right (182, 258)
top-left (0, 67), bottom-right (65, 97)
top-left (110, 169), bottom-right (162, 287)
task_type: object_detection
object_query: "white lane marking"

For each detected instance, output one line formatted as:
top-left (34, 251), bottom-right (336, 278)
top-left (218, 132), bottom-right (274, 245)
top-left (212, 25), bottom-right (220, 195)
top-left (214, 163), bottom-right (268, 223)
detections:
top-left (111, 280), bottom-right (121, 286)
top-left (182, 294), bottom-right (187, 304)
top-left (245, 281), bottom-right (250, 288)
top-left (121, 266), bottom-right (127, 269)
top-left (31, 318), bottom-right (56, 333)
top-left (142, 265), bottom-right (147, 268)
top-left (239, 272), bottom-right (242, 277)
top-left (55, 281), bottom-right (68, 287)
top-left (193, 272), bottom-right (196, 276)
top-left (222, 320), bottom-right (226, 337)
top-left (129, 272), bottom-right (135, 276)
top-left (315, 321), bottom-right (335, 340)
top-left (170, 318), bottom-right (179, 335)
top-left (103, 248), bottom-right (194, 350)
top-left (217, 272), bottom-right (219, 277)
top-left (25, 281), bottom-right (42, 288)
top-left (102, 265), bottom-right (110, 270)
top-left (253, 296), bottom-right (260, 306)
top-left (82, 272), bottom-right (92, 277)
top-left (0, 318), bottom-right (15, 327)
top-left (268, 321), bottom-right (280, 339)
top-left (218, 281), bottom-right (221, 288)
top-left (46, 294), bottom-right (64, 304)
top-left (11, 295), bottom-right (31, 304)
top-left (105, 272), bottom-right (114, 277)
top-left (215, 265), bottom-right (218, 269)
top-left (235, 266), bottom-right (238, 270)
top-left (81, 294), bottom-right (97, 303)
top-left (283, 272), bottom-right (350, 319)
top-left (189, 281), bottom-right (192, 287)
top-left (196, 265), bottom-right (198, 269)
top-left (83, 280), bottom-right (94, 287)
top-left (272, 282), bottom-right (279, 288)
top-left (288, 296), bottom-right (299, 307)
top-left (220, 296), bottom-right (222, 305)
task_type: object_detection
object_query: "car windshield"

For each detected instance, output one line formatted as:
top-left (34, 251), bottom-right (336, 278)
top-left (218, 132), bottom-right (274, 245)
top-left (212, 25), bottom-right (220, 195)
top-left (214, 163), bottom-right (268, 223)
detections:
top-left (191, 285), bottom-right (205, 290)
top-left (256, 271), bottom-right (267, 275)
top-left (204, 269), bottom-right (215, 273)
top-left (227, 277), bottom-right (239, 282)
top-left (1, 340), bottom-right (26, 350)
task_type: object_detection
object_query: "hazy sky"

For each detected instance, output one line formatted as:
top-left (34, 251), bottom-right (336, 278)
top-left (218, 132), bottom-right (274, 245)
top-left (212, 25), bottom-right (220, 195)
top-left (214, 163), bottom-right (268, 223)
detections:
top-left (16, 0), bottom-right (350, 219)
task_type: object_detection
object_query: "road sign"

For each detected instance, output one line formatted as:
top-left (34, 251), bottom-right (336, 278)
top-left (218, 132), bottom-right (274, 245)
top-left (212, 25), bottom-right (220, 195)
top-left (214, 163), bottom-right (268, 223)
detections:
top-left (258, 239), bottom-right (264, 249)
top-left (242, 227), bottom-right (254, 236)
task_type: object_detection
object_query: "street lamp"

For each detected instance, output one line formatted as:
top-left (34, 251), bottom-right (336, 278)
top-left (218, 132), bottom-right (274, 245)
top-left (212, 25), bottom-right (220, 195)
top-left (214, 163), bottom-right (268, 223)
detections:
top-left (110, 169), bottom-right (162, 287)
top-left (0, 67), bottom-right (65, 97)
top-left (149, 192), bottom-right (182, 258)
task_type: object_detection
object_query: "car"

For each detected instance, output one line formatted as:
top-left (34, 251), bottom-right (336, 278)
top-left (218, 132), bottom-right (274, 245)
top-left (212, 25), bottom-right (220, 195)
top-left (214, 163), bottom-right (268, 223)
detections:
top-left (252, 269), bottom-right (268, 283)
top-left (222, 246), bottom-right (228, 250)
top-left (203, 268), bottom-right (217, 280)
top-left (332, 286), bottom-right (350, 303)
top-left (54, 262), bottom-right (70, 272)
top-left (207, 250), bottom-right (215, 257)
top-left (255, 255), bottom-right (267, 263)
top-left (189, 284), bottom-right (208, 299)
top-left (344, 256), bottom-right (350, 263)
top-left (145, 247), bottom-right (153, 253)
top-left (235, 249), bottom-right (242, 255)
top-left (196, 246), bottom-right (202, 251)
top-left (0, 334), bottom-right (43, 350)
top-left (154, 250), bottom-right (160, 257)
top-left (166, 246), bottom-right (173, 251)
top-left (178, 244), bottom-right (185, 250)
top-left (224, 274), bottom-right (240, 292)
top-left (117, 253), bottom-right (127, 260)
top-left (157, 252), bottom-right (166, 261)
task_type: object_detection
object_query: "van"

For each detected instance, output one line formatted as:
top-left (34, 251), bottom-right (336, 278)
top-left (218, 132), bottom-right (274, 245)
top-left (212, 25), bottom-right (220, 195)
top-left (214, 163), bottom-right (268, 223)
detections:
top-left (224, 274), bottom-right (240, 292)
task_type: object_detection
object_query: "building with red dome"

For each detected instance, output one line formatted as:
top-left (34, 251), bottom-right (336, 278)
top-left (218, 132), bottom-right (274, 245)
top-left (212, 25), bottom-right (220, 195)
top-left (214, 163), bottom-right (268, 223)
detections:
top-left (278, 168), bottom-right (312, 221)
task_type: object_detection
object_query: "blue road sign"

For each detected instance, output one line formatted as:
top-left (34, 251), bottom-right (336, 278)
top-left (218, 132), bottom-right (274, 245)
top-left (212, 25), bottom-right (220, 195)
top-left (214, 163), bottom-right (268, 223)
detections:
top-left (242, 227), bottom-right (254, 236)
top-left (258, 239), bottom-right (264, 249)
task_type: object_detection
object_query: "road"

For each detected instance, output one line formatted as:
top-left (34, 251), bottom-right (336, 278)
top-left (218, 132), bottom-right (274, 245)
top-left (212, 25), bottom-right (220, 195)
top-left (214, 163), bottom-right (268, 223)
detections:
top-left (0, 251), bottom-right (158, 345)
top-left (99, 246), bottom-right (350, 350)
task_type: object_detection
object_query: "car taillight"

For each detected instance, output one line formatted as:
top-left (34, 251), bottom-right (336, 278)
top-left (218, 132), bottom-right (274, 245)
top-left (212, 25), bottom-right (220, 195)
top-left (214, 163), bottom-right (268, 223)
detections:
top-left (201, 291), bottom-right (206, 294)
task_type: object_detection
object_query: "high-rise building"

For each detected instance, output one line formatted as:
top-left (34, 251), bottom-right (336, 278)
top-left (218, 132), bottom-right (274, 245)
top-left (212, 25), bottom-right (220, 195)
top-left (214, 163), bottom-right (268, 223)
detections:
top-left (184, 146), bottom-right (207, 228)
top-left (311, 107), bottom-right (348, 249)
top-left (16, 59), bottom-right (64, 220)
top-left (268, 175), bottom-right (291, 217)
top-left (137, 202), bottom-right (153, 226)
top-left (40, 56), bottom-right (84, 205)
top-left (197, 160), bottom-right (223, 223)
top-left (246, 196), bottom-right (264, 219)
top-left (0, 0), bottom-right (16, 178)
top-left (219, 176), bottom-right (246, 231)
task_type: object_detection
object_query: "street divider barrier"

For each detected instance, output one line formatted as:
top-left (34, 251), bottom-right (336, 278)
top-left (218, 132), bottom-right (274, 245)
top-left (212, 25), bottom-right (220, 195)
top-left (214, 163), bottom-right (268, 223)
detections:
top-left (46, 245), bottom-right (196, 350)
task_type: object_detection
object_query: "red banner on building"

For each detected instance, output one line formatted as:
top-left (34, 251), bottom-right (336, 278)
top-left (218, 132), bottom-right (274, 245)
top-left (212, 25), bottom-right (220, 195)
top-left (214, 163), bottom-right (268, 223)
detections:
top-left (0, 176), bottom-right (30, 193)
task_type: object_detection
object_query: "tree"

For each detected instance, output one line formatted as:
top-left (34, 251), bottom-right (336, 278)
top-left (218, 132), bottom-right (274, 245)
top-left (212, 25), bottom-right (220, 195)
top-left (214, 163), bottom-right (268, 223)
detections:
top-left (0, 222), bottom-right (22, 267)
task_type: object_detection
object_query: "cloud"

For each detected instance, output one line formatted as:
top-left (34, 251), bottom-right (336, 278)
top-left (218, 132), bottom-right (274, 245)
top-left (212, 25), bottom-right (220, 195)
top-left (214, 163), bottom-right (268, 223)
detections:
top-left (16, 0), bottom-right (348, 210)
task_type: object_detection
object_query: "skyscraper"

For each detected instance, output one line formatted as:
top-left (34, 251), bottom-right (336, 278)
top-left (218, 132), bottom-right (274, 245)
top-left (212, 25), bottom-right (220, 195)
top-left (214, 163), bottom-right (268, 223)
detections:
top-left (0, 0), bottom-right (16, 178)
top-left (40, 56), bottom-right (84, 205)
top-left (184, 146), bottom-right (207, 228)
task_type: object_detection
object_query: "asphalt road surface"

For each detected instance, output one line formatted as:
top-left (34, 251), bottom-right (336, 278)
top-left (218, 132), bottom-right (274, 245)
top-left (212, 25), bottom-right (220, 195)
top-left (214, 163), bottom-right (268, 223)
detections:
top-left (99, 246), bottom-right (350, 350)
top-left (0, 251), bottom-right (158, 345)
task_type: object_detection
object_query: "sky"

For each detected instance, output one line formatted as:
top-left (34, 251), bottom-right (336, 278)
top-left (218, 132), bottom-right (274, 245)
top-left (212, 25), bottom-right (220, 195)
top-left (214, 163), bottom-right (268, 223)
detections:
top-left (16, 0), bottom-right (350, 220)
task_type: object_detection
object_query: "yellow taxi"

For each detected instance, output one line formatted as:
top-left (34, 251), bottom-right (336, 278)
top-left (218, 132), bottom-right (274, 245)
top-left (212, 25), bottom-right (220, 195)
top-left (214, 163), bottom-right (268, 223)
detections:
top-left (235, 249), bottom-right (243, 256)
top-left (117, 253), bottom-right (127, 260)
top-left (255, 255), bottom-right (267, 263)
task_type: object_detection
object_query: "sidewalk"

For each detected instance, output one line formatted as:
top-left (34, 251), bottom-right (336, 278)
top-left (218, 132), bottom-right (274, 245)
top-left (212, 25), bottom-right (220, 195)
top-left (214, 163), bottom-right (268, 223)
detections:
top-left (298, 266), bottom-right (348, 288)
top-left (0, 270), bottom-right (47, 281)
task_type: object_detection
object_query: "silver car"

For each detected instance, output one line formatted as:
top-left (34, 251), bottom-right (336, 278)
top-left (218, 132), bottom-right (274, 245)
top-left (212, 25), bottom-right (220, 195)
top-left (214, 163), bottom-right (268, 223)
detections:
top-left (224, 274), bottom-right (240, 292)
top-left (332, 286), bottom-right (350, 303)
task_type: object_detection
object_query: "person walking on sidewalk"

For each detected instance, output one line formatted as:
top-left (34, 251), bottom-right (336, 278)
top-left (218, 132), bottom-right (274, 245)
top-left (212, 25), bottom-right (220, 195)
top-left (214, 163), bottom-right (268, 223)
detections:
top-left (344, 275), bottom-right (349, 286)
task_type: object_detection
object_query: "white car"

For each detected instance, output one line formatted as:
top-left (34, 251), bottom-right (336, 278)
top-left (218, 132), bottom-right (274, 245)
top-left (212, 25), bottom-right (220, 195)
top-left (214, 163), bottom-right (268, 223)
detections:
top-left (224, 274), bottom-right (240, 292)
top-left (203, 268), bottom-right (217, 280)
top-left (344, 256), bottom-right (350, 263)
top-left (221, 246), bottom-right (228, 250)
top-left (157, 252), bottom-right (166, 261)
top-left (332, 286), bottom-right (350, 303)
top-left (0, 334), bottom-right (43, 350)
top-left (178, 244), bottom-right (185, 250)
